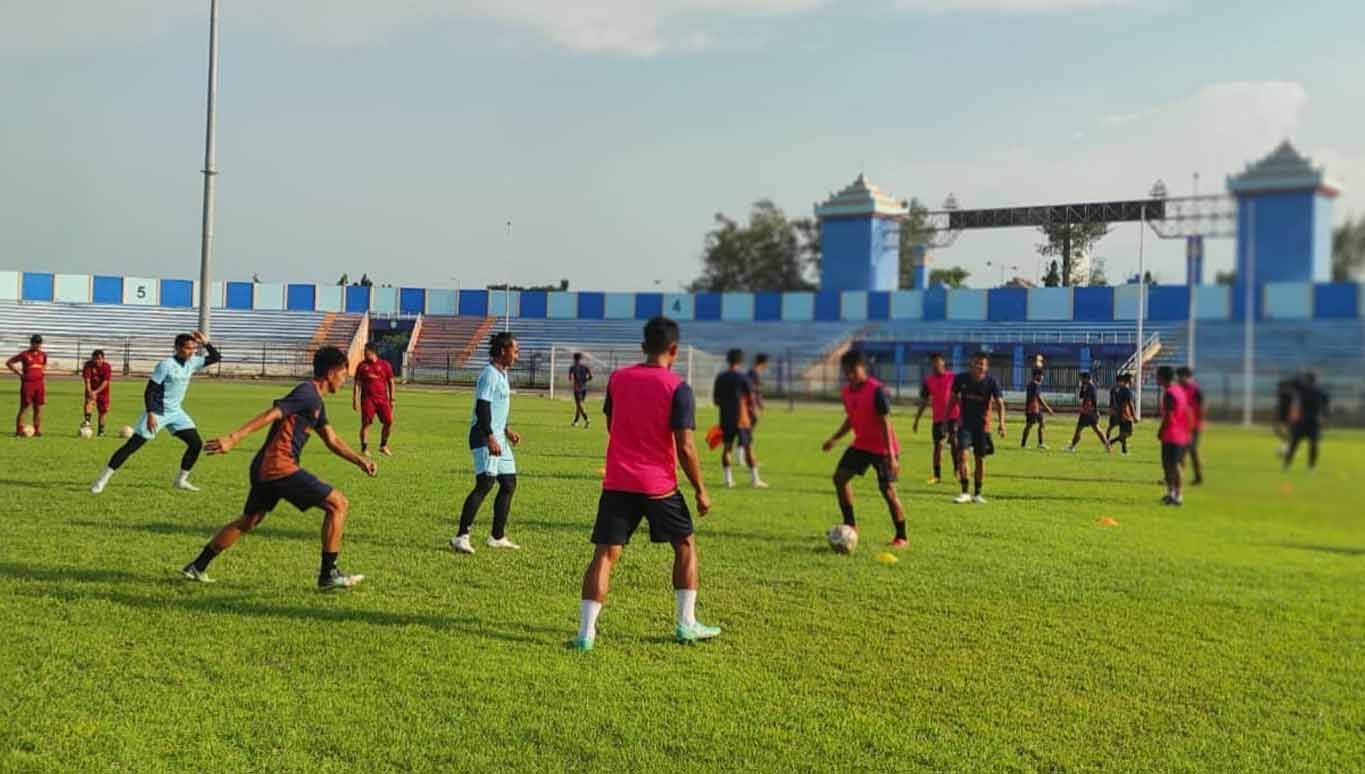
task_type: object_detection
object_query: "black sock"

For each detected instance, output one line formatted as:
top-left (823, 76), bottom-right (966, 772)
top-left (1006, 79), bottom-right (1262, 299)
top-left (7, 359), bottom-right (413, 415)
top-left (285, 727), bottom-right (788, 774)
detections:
top-left (321, 551), bottom-right (338, 575)
top-left (894, 520), bottom-right (907, 540)
top-left (84, 412), bottom-right (92, 423)
top-left (1120, 438), bottom-right (1128, 453)
top-left (960, 478), bottom-right (969, 493)
top-left (933, 459), bottom-right (941, 478)
top-left (839, 500), bottom-right (855, 527)
top-left (974, 481), bottom-right (982, 496)
top-left (1038, 430), bottom-right (1044, 446)
top-left (192, 545), bottom-right (219, 572)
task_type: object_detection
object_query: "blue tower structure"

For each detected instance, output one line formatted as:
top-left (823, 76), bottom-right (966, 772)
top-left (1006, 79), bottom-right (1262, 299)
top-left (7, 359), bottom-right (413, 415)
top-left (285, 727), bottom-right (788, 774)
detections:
top-left (814, 174), bottom-right (908, 291)
top-left (1228, 141), bottom-right (1339, 316)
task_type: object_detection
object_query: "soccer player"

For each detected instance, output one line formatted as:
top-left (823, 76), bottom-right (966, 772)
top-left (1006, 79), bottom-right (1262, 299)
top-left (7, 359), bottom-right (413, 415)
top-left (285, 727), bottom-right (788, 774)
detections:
top-left (912, 352), bottom-right (960, 482)
top-left (90, 331), bottom-right (220, 494)
top-left (1156, 366), bottom-right (1191, 505)
top-left (822, 349), bottom-right (907, 547)
top-left (713, 348), bottom-right (766, 488)
top-left (1283, 370), bottom-right (1329, 471)
top-left (1019, 367), bottom-right (1054, 449)
top-left (575, 316), bottom-right (716, 651)
top-left (1176, 366), bottom-right (1205, 484)
top-left (353, 344), bottom-right (396, 457)
top-left (948, 352), bottom-right (1006, 504)
top-left (747, 353), bottom-right (769, 415)
top-left (450, 332), bottom-right (523, 554)
top-left (7, 334), bottom-right (47, 437)
top-left (1105, 373), bottom-right (1136, 455)
top-left (1273, 375), bottom-right (1299, 457)
top-left (82, 349), bottom-right (113, 436)
top-left (1066, 372), bottom-right (1111, 453)
top-left (569, 352), bottom-right (593, 428)
top-left (179, 346), bottom-right (377, 589)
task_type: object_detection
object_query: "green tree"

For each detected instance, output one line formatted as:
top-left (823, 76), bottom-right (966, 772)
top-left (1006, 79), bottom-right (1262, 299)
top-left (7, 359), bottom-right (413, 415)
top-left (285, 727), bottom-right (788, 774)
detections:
top-left (897, 198), bottom-right (935, 289)
top-left (1332, 215), bottom-right (1365, 282)
top-left (1036, 223), bottom-right (1110, 286)
top-left (1088, 257), bottom-right (1109, 287)
top-left (1042, 260), bottom-right (1062, 287)
top-left (929, 266), bottom-right (970, 289)
top-left (689, 200), bottom-right (817, 292)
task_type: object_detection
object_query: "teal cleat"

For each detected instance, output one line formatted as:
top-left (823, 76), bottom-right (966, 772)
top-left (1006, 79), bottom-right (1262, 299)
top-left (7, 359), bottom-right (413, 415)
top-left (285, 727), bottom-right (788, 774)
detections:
top-left (573, 636), bottom-right (594, 652)
top-left (675, 621), bottom-right (722, 644)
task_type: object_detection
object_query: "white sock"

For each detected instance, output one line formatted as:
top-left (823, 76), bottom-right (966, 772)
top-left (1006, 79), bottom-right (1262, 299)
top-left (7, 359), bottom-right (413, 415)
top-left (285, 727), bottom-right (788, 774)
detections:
top-left (723, 467), bottom-right (733, 485)
top-left (676, 589), bottom-right (697, 627)
top-left (96, 467), bottom-right (115, 485)
top-left (750, 465), bottom-right (760, 483)
top-left (176, 469), bottom-right (191, 484)
top-left (579, 600), bottom-right (602, 640)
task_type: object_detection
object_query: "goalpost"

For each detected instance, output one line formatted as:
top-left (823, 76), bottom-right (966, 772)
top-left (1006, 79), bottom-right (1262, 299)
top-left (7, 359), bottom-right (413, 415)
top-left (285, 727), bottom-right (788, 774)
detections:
top-left (548, 343), bottom-right (724, 402)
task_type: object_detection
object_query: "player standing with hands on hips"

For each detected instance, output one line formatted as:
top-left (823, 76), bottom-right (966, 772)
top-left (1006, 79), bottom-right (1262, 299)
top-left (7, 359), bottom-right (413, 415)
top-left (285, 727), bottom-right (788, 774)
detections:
top-left (450, 333), bottom-right (523, 554)
top-left (8, 334), bottom-right (47, 437)
top-left (353, 343), bottom-right (396, 457)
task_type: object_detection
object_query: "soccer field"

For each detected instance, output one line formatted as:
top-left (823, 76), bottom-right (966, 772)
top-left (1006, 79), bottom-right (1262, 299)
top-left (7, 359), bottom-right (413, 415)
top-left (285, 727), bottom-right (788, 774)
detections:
top-left (2, 378), bottom-right (1362, 772)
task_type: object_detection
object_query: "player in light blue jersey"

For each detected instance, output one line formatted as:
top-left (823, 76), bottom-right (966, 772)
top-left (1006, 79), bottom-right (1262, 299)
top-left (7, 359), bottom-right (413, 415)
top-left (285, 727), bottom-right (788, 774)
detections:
top-left (450, 332), bottom-right (523, 554)
top-left (91, 331), bottom-right (221, 494)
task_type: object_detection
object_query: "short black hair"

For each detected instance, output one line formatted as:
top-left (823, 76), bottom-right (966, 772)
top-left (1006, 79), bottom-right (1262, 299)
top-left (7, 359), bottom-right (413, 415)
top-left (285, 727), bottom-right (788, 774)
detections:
top-left (726, 348), bottom-right (744, 366)
top-left (489, 332), bottom-right (517, 358)
top-left (970, 351), bottom-right (989, 363)
top-left (573, 352), bottom-right (583, 361)
top-left (174, 333), bottom-right (194, 348)
top-left (92, 349), bottom-right (105, 359)
top-left (1118, 372), bottom-right (1132, 383)
top-left (1302, 369), bottom-right (1317, 385)
top-left (1156, 365), bottom-right (1174, 384)
top-left (1080, 371), bottom-right (1091, 380)
top-left (642, 316), bottom-right (680, 356)
top-left (1176, 366), bottom-right (1193, 378)
top-left (313, 346), bottom-right (348, 378)
top-left (364, 342), bottom-right (378, 354)
top-left (754, 353), bottom-right (769, 366)
top-left (840, 349), bottom-right (865, 372)
top-left (928, 352), bottom-right (944, 362)
top-left (30, 334), bottom-right (42, 345)
top-left (1031, 368), bottom-right (1043, 378)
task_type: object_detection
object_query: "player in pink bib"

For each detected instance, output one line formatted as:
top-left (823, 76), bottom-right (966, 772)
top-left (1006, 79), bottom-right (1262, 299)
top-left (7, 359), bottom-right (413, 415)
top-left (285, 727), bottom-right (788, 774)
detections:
top-left (911, 352), bottom-right (961, 484)
top-left (576, 317), bottom-right (716, 652)
top-left (822, 350), bottom-right (908, 549)
top-left (1156, 366), bottom-right (1191, 506)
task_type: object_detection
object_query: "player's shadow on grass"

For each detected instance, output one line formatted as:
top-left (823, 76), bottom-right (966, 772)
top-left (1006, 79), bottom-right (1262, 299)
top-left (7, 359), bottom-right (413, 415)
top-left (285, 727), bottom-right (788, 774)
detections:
top-left (992, 473), bottom-right (1157, 486)
top-left (67, 519), bottom-right (414, 551)
top-left (0, 560), bottom-right (151, 585)
top-left (1277, 543), bottom-right (1365, 557)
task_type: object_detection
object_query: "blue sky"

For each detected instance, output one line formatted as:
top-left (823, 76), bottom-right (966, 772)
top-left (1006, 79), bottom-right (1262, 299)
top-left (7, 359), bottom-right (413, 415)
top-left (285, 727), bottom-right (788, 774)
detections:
top-left (2, 0), bottom-right (1361, 291)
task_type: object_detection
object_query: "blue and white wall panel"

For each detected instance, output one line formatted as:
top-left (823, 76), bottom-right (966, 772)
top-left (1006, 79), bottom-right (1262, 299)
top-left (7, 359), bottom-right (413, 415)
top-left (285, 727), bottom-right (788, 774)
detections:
top-left (123, 276), bottom-right (159, 306)
top-left (603, 293), bottom-right (634, 319)
top-left (841, 291), bottom-right (868, 321)
top-left (1026, 288), bottom-right (1072, 321)
top-left (487, 289), bottom-right (521, 319)
top-left (1262, 281), bottom-right (1312, 320)
top-left (1193, 284), bottom-right (1230, 320)
top-left (946, 289), bottom-right (987, 321)
top-left (662, 293), bottom-right (694, 320)
top-left (370, 286), bottom-right (398, 315)
top-left (721, 293), bottom-right (754, 322)
top-left (254, 283), bottom-right (286, 311)
top-left (1113, 285), bottom-right (1143, 320)
top-left (0, 271), bottom-right (18, 301)
top-left (425, 289), bottom-right (456, 316)
top-left (781, 292), bottom-right (814, 322)
top-left (889, 290), bottom-right (922, 320)
top-left (316, 285), bottom-right (343, 313)
top-left (54, 274), bottom-right (91, 304)
top-left (547, 292), bottom-right (577, 319)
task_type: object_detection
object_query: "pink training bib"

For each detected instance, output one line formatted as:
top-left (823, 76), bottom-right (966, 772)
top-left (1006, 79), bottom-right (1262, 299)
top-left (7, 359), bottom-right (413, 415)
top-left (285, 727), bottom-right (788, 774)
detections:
top-left (603, 364), bottom-right (686, 496)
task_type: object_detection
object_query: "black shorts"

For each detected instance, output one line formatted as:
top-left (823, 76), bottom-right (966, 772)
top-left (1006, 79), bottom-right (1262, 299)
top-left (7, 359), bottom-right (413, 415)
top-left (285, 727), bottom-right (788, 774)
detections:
top-left (1118, 420), bottom-right (1134, 436)
top-left (1025, 412), bottom-right (1044, 426)
top-left (957, 426), bottom-right (995, 457)
top-left (1290, 422), bottom-right (1320, 443)
top-left (1106, 415), bottom-right (1122, 430)
top-left (591, 490), bottom-right (694, 546)
top-left (574, 388), bottom-right (588, 401)
top-left (931, 419), bottom-right (958, 444)
top-left (723, 426), bottom-right (752, 448)
top-left (837, 448), bottom-right (897, 486)
top-left (1077, 413), bottom-right (1099, 429)
top-left (1276, 399), bottom-right (1293, 424)
top-left (1161, 442), bottom-right (1187, 468)
top-left (1189, 429), bottom-right (1202, 449)
top-left (243, 469), bottom-right (334, 516)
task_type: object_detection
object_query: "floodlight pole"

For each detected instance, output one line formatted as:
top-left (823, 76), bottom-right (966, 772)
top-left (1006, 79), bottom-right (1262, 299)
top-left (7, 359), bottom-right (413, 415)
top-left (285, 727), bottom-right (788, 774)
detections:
top-left (504, 220), bottom-right (512, 332)
top-left (197, 0), bottom-right (221, 337)
top-left (1135, 206), bottom-right (1146, 420)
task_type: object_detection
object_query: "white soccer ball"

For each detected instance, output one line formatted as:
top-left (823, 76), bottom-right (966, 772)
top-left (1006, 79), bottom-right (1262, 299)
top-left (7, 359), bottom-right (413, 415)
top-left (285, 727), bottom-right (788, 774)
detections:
top-left (119, 425), bottom-right (135, 439)
top-left (78, 425), bottom-right (94, 439)
top-left (827, 524), bottom-right (858, 554)
top-left (20, 425), bottom-right (35, 438)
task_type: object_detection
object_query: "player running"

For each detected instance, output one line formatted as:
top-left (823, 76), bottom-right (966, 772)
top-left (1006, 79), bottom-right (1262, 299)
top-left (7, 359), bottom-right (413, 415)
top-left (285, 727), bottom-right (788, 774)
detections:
top-left (1105, 373), bottom-right (1136, 455)
top-left (1176, 366), bottom-right (1205, 484)
top-left (912, 353), bottom-right (960, 482)
top-left (180, 346), bottom-right (377, 589)
top-left (82, 349), bottom-right (113, 436)
top-left (948, 352), bottom-right (1006, 504)
top-left (575, 317), bottom-right (716, 651)
top-left (714, 349), bottom-right (767, 488)
top-left (450, 333), bottom-right (523, 554)
top-left (8, 334), bottom-right (47, 437)
top-left (1066, 372), bottom-right (1111, 453)
top-left (90, 332), bottom-right (220, 494)
top-left (569, 352), bottom-right (593, 428)
top-left (1273, 375), bottom-right (1299, 458)
top-left (822, 350), bottom-right (908, 547)
top-left (353, 344), bottom-right (396, 457)
top-left (1283, 370), bottom-right (1329, 471)
top-left (1156, 366), bottom-right (1191, 505)
top-left (1019, 367), bottom-right (1054, 449)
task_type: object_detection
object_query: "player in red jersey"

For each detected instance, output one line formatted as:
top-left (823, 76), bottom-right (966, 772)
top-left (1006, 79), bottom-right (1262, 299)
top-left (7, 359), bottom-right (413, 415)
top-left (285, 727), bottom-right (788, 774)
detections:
top-left (82, 349), bottom-right (114, 436)
top-left (352, 344), bottom-right (396, 457)
top-left (1156, 366), bottom-right (1191, 506)
top-left (823, 349), bottom-right (907, 547)
top-left (912, 352), bottom-right (961, 483)
top-left (575, 317), bottom-right (715, 652)
top-left (7, 334), bottom-right (47, 437)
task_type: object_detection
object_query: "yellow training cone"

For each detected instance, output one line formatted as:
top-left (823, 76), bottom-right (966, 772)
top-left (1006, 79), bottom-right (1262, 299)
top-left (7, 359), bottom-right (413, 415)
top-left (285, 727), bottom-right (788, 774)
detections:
top-left (876, 552), bottom-right (899, 565)
top-left (1098, 517), bottom-right (1119, 526)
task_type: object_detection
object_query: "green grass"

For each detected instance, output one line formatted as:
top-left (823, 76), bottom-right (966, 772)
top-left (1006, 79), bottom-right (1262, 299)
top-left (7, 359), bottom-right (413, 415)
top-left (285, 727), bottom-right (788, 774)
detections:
top-left (2, 378), bottom-right (1362, 772)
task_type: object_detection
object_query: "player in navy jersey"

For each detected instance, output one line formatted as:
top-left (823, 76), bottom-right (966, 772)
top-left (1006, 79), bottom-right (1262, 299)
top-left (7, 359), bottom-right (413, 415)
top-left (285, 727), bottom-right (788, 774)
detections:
top-left (1283, 370), bottom-right (1329, 471)
top-left (947, 352), bottom-right (1006, 504)
top-left (569, 352), bottom-right (593, 428)
top-left (1019, 368), bottom-right (1054, 449)
top-left (1105, 373), bottom-right (1136, 455)
top-left (180, 347), bottom-right (377, 590)
top-left (1066, 372), bottom-right (1111, 453)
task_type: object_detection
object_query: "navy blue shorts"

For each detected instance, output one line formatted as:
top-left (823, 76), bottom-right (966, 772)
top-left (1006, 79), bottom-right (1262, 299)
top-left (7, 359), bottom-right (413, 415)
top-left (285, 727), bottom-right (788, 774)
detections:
top-left (591, 490), bottom-right (693, 546)
top-left (723, 426), bottom-right (752, 448)
top-left (1161, 442), bottom-right (1187, 468)
top-left (838, 447), bottom-right (897, 486)
top-left (1076, 413), bottom-right (1100, 429)
top-left (243, 469), bottom-right (334, 516)
top-left (957, 425), bottom-right (995, 458)
top-left (932, 419), bottom-right (958, 444)
top-left (574, 388), bottom-right (588, 401)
